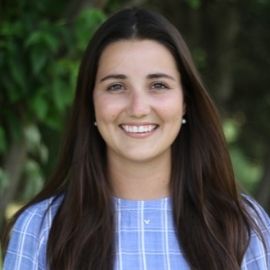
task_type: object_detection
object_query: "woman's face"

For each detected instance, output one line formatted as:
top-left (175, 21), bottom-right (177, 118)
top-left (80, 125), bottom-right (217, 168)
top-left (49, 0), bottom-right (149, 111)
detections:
top-left (93, 39), bottom-right (185, 164)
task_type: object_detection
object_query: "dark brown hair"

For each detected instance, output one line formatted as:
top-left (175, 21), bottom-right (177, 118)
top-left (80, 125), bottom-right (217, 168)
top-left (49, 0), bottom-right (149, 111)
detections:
top-left (4, 7), bottom-right (265, 269)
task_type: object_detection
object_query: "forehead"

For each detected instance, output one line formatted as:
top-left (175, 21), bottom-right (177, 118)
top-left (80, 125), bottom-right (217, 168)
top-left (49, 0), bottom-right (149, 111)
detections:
top-left (96, 39), bottom-right (179, 77)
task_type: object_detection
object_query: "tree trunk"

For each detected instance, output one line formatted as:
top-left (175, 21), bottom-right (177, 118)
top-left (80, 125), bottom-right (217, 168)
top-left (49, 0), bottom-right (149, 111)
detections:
top-left (0, 138), bottom-right (27, 233)
top-left (201, 2), bottom-right (240, 112)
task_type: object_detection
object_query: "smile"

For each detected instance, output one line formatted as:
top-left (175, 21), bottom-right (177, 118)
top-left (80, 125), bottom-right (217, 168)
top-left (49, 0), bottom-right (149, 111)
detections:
top-left (120, 124), bottom-right (158, 134)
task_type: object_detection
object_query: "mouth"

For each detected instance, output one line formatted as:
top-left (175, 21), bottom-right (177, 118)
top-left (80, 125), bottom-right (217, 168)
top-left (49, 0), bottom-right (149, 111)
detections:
top-left (119, 124), bottom-right (158, 135)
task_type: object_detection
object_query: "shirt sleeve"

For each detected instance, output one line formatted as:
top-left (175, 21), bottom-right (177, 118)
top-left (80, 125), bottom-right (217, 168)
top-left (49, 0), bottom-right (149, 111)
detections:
top-left (3, 203), bottom-right (48, 270)
top-left (242, 195), bottom-right (270, 270)
top-left (3, 196), bottom-right (62, 270)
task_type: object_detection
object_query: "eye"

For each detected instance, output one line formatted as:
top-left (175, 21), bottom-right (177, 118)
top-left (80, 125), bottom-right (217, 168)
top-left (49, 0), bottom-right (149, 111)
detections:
top-left (107, 83), bottom-right (125, 92)
top-left (151, 81), bottom-right (170, 90)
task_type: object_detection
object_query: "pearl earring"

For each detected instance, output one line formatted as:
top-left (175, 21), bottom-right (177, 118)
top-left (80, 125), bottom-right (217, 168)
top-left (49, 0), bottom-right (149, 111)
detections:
top-left (94, 121), bottom-right (97, 126)
top-left (182, 118), bottom-right (187, 124)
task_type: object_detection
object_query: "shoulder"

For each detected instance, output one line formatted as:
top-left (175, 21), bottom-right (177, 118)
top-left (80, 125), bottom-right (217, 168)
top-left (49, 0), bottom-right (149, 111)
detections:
top-left (14, 195), bottom-right (63, 238)
top-left (3, 195), bottom-right (63, 270)
top-left (241, 194), bottom-right (270, 229)
top-left (241, 194), bottom-right (270, 269)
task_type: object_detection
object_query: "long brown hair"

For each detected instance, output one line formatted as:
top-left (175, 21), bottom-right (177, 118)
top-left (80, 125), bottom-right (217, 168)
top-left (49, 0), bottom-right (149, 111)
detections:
top-left (4, 7), bottom-right (264, 269)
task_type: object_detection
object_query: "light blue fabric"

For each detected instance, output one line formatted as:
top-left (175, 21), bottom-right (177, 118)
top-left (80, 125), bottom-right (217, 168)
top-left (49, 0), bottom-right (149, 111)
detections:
top-left (114, 197), bottom-right (189, 270)
top-left (3, 195), bottom-right (270, 269)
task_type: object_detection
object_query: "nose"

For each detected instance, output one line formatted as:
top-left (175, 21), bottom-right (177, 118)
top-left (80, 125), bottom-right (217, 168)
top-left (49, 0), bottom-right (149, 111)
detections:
top-left (127, 90), bottom-right (151, 118)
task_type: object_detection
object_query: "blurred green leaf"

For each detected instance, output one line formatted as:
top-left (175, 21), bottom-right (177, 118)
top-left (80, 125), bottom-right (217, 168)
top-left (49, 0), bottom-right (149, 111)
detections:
top-left (186, 0), bottom-right (201, 9)
top-left (29, 92), bottom-right (49, 120)
top-left (75, 9), bottom-right (106, 51)
top-left (230, 148), bottom-right (262, 192)
top-left (7, 58), bottom-right (27, 98)
top-left (0, 21), bottom-right (23, 36)
top-left (25, 31), bottom-right (44, 47)
top-left (30, 48), bottom-right (47, 75)
top-left (25, 30), bottom-right (59, 53)
top-left (44, 112), bottom-right (63, 130)
top-left (52, 80), bottom-right (69, 111)
top-left (43, 32), bottom-right (59, 52)
top-left (24, 124), bottom-right (41, 149)
top-left (223, 119), bottom-right (239, 143)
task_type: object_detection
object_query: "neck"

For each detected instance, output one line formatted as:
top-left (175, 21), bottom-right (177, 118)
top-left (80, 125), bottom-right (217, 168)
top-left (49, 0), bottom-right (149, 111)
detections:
top-left (108, 152), bottom-right (171, 200)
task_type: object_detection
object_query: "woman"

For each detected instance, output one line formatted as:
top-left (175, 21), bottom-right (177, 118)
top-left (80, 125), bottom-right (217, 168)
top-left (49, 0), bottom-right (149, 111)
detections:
top-left (3, 7), bottom-right (270, 270)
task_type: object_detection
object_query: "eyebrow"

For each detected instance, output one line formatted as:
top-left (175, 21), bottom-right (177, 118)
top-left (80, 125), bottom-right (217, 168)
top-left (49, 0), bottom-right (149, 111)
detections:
top-left (99, 72), bottom-right (176, 83)
top-left (99, 74), bottom-right (127, 82)
top-left (146, 73), bottom-right (176, 81)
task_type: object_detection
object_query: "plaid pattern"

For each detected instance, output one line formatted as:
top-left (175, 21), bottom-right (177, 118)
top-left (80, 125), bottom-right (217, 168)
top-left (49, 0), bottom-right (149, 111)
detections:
top-left (114, 197), bottom-right (189, 269)
top-left (3, 195), bottom-right (270, 269)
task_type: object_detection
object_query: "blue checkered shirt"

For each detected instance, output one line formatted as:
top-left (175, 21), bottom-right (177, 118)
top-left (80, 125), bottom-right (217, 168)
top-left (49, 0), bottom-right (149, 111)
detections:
top-left (3, 195), bottom-right (270, 269)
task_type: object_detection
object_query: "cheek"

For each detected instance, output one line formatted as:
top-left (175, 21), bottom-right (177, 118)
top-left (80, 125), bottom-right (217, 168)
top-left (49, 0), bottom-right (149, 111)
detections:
top-left (94, 95), bottom-right (125, 122)
top-left (155, 96), bottom-right (184, 121)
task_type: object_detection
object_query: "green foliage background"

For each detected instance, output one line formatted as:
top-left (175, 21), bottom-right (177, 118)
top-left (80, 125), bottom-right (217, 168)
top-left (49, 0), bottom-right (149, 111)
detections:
top-left (0, 0), bottom-right (106, 235)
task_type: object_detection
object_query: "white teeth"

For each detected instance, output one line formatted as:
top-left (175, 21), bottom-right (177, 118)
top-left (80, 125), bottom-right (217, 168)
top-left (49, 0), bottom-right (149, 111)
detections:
top-left (121, 125), bottom-right (157, 133)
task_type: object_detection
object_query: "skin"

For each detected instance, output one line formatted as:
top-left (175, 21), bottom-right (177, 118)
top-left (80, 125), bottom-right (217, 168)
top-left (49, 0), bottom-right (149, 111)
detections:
top-left (93, 39), bottom-right (185, 199)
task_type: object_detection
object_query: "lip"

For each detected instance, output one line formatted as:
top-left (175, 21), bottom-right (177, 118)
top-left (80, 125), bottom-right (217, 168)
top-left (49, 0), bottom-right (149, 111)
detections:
top-left (119, 123), bottom-right (159, 138)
